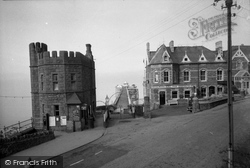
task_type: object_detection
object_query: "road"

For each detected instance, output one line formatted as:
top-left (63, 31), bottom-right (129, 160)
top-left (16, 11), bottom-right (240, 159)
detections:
top-left (62, 98), bottom-right (250, 168)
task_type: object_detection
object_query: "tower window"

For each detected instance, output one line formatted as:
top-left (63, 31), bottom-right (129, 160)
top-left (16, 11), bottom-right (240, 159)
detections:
top-left (52, 74), bottom-right (59, 91)
top-left (71, 73), bottom-right (76, 90)
top-left (40, 74), bottom-right (44, 90)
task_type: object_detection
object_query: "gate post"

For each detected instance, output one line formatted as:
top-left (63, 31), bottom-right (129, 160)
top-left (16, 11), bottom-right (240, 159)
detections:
top-left (192, 95), bottom-right (199, 113)
top-left (144, 96), bottom-right (151, 118)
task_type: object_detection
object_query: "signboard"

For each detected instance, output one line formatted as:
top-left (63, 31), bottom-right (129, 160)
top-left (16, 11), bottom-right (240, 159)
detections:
top-left (49, 116), bottom-right (55, 126)
top-left (60, 116), bottom-right (67, 125)
top-left (188, 13), bottom-right (237, 41)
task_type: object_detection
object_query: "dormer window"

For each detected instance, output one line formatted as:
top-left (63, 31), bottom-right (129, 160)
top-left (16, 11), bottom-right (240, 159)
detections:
top-left (164, 55), bottom-right (169, 62)
top-left (162, 51), bottom-right (171, 63)
top-left (215, 49), bottom-right (224, 61)
top-left (182, 51), bottom-right (191, 63)
top-left (215, 55), bottom-right (224, 61)
top-left (199, 51), bottom-right (207, 62)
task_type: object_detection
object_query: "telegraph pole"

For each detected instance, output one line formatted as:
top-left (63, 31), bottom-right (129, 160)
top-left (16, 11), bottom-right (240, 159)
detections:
top-left (226, 0), bottom-right (234, 167)
top-left (213, 0), bottom-right (237, 167)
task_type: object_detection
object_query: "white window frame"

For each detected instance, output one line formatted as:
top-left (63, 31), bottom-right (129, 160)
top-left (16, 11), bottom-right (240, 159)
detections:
top-left (216, 68), bottom-right (224, 81)
top-left (183, 69), bottom-right (190, 82)
top-left (163, 70), bottom-right (170, 83)
top-left (200, 69), bottom-right (207, 82)
top-left (171, 90), bottom-right (179, 99)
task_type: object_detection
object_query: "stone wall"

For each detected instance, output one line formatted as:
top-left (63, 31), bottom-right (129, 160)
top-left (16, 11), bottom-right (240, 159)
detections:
top-left (0, 130), bottom-right (55, 159)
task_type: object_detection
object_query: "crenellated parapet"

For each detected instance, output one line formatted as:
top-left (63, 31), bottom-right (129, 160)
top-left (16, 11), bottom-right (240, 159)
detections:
top-left (29, 42), bottom-right (48, 67)
top-left (29, 42), bottom-right (94, 67)
top-left (29, 42), bottom-right (48, 54)
top-left (37, 51), bottom-right (93, 66)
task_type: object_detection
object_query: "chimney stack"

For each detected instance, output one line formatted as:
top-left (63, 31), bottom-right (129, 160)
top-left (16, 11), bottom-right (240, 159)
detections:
top-left (215, 41), bottom-right (222, 55)
top-left (85, 44), bottom-right (93, 59)
top-left (169, 40), bottom-right (174, 52)
top-left (86, 44), bottom-right (92, 54)
top-left (146, 42), bottom-right (150, 52)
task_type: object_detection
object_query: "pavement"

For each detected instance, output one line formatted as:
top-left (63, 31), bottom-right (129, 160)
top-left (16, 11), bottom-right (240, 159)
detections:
top-left (1, 114), bottom-right (106, 162)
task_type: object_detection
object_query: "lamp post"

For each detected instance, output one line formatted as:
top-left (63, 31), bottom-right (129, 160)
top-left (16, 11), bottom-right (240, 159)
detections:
top-left (105, 95), bottom-right (110, 120)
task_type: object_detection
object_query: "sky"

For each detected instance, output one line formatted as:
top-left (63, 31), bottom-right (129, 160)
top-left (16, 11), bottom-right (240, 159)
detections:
top-left (0, 0), bottom-right (250, 127)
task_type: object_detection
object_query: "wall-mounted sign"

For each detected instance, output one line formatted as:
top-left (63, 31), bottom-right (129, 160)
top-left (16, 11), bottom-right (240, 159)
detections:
top-left (49, 116), bottom-right (55, 126)
top-left (188, 13), bottom-right (237, 41)
top-left (60, 116), bottom-right (67, 125)
top-left (73, 109), bottom-right (80, 121)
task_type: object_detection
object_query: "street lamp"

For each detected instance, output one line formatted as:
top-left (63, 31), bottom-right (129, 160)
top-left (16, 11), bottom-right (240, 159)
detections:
top-left (105, 95), bottom-right (109, 107)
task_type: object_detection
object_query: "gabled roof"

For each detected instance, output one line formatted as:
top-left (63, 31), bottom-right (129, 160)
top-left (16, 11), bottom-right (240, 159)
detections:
top-left (66, 93), bottom-right (82, 104)
top-left (232, 45), bottom-right (250, 62)
top-left (148, 44), bottom-right (250, 65)
top-left (149, 44), bottom-right (215, 65)
top-left (234, 70), bottom-right (250, 78)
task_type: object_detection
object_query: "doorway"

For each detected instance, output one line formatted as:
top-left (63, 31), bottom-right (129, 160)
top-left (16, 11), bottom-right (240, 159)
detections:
top-left (159, 91), bottom-right (166, 105)
top-left (209, 86), bottom-right (215, 96)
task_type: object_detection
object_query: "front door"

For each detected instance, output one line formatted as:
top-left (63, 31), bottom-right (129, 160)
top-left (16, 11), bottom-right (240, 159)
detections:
top-left (209, 86), bottom-right (215, 96)
top-left (159, 91), bottom-right (166, 105)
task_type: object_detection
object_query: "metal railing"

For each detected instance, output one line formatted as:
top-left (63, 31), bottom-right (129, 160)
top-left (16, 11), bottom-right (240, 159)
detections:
top-left (0, 118), bottom-right (33, 138)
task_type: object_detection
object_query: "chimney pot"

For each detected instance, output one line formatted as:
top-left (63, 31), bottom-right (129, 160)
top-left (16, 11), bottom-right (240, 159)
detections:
top-left (169, 40), bottom-right (174, 52)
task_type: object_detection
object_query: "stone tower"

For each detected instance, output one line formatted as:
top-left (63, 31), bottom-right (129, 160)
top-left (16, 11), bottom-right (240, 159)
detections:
top-left (29, 42), bottom-right (96, 131)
